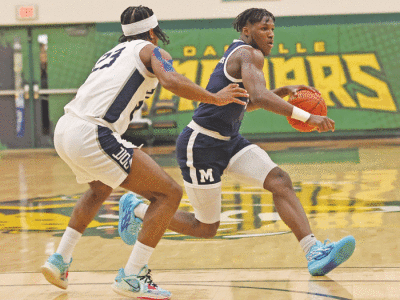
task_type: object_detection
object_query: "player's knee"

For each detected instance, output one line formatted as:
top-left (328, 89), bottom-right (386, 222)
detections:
top-left (198, 222), bottom-right (219, 239)
top-left (166, 181), bottom-right (183, 209)
top-left (88, 181), bottom-right (113, 202)
top-left (264, 167), bottom-right (294, 196)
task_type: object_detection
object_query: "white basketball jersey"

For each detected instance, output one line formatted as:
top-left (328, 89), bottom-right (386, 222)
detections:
top-left (64, 39), bottom-right (158, 135)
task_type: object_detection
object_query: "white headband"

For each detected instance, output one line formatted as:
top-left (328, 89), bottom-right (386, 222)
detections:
top-left (121, 14), bottom-right (158, 36)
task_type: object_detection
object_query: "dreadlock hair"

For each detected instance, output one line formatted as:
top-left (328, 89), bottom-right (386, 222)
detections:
top-left (119, 5), bottom-right (170, 45)
top-left (233, 8), bottom-right (275, 32)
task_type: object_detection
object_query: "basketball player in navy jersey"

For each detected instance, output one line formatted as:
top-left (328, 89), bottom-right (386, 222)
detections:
top-left (119, 8), bottom-right (355, 279)
top-left (40, 5), bottom-right (248, 299)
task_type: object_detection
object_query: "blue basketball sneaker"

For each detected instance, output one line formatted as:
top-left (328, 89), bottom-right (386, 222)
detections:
top-left (41, 253), bottom-right (72, 289)
top-left (307, 235), bottom-right (356, 276)
top-left (119, 192), bottom-right (144, 245)
top-left (111, 265), bottom-right (171, 299)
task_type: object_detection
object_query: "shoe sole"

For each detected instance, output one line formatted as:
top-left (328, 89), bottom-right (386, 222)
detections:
top-left (111, 283), bottom-right (171, 300)
top-left (311, 236), bottom-right (356, 276)
top-left (41, 262), bottom-right (68, 290)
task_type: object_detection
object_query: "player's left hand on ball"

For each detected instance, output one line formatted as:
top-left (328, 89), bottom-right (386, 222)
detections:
top-left (307, 115), bottom-right (335, 132)
top-left (286, 85), bottom-right (321, 97)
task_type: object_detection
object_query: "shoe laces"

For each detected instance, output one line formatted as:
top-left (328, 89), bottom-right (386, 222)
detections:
top-left (307, 239), bottom-right (333, 261)
top-left (138, 269), bottom-right (158, 288)
top-left (321, 239), bottom-right (331, 246)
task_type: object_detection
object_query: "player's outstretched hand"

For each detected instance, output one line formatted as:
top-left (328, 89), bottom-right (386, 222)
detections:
top-left (307, 115), bottom-right (335, 132)
top-left (214, 84), bottom-right (249, 106)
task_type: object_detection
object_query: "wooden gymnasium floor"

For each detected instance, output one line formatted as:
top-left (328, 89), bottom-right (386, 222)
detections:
top-left (1, 137), bottom-right (400, 300)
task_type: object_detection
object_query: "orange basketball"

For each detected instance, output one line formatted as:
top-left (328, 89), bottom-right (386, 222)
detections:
top-left (286, 89), bottom-right (327, 132)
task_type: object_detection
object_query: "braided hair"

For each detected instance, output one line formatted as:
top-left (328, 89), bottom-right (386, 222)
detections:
top-left (233, 8), bottom-right (275, 32)
top-left (119, 5), bottom-right (170, 45)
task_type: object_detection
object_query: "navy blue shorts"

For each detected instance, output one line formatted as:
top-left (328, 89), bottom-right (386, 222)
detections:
top-left (176, 124), bottom-right (251, 186)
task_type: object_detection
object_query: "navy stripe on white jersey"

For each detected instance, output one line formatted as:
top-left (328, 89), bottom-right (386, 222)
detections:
top-left (64, 40), bottom-right (159, 135)
top-left (104, 69), bottom-right (145, 123)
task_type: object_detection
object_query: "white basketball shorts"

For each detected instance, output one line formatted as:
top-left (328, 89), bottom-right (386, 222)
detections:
top-left (177, 123), bottom-right (277, 224)
top-left (54, 114), bottom-right (137, 189)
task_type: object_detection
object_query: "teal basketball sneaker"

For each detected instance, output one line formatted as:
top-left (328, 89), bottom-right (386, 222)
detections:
top-left (118, 192), bottom-right (144, 245)
top-left (307, 235), bottom-right (356, 276)
top-left (112, 265), bottom-right (171, 299)
top-left (41, 253), bottom-right (72, 289)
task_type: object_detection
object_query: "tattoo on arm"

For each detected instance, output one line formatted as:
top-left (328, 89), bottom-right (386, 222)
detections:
top-left (152, 47), bottom-right (175, 72)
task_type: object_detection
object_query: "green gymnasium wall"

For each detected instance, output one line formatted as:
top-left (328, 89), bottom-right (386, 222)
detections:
top-left (2, 13), bottom-right (400, 143)
top-left (100, 14), bottom-right (400, 141)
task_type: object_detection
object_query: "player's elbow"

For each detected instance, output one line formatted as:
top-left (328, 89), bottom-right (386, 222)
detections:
top-left (159, 73), bottom-right (180, 92)
top-left (250, 95), bottom-right (266, 108)
top-left (252, 92), bottom-right (280, 110)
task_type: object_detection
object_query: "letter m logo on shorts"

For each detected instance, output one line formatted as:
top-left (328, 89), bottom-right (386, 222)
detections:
top-left (199, 168), bottom-right (214, 183)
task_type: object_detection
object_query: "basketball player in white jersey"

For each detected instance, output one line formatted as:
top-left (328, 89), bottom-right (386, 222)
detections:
top-left (40, 5), bottom-right (248, 299)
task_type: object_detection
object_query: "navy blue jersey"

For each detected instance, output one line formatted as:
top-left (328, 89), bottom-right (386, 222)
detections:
top-left (192, 40), bottom-right (251, 137)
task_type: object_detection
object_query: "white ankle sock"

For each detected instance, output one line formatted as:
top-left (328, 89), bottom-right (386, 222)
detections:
top-left (300, 233), bottom-right (317, 254)
top-left (124, 241), bottom-right (154, 276)
top-left (134, 203), bottom-right (148, 220)
top-left (56, 227), bottom-right (82, 263)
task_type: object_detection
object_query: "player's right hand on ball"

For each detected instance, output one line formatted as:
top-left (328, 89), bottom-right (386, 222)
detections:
top-left (307, 115), bottom-right (335, 132)
top-left (214, 83), bottom-right (249, 106)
